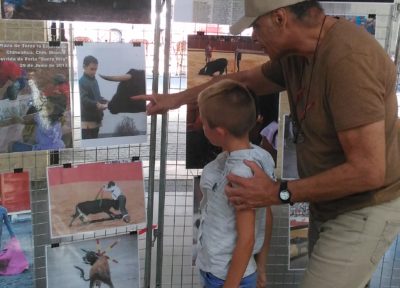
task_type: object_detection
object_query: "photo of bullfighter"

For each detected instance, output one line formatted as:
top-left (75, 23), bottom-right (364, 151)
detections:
top-left (100, 181), bottom-right (130, 223)
top-left (0, 171), bottom-right (34, 288)
top-left (186, 34), bottom-right (270, 168)
top-left (47, 161), bottom-right (146, 238)
top-left (46, 234), bottom-right (140, 288)
top-left (76, 43), bottom-right (147, 148)
top-left (0, 43), bottom-right (72, 153)
top-left (0, 0), bottom-right (150, 24)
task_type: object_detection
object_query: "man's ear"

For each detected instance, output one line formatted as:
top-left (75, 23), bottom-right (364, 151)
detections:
top-left (272, 8), bottom-right (288, 27)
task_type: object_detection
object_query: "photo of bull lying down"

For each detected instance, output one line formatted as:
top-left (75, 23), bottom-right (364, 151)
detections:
top-left (69, 181), bottom-right (131, 227)
top-left (48, 161), bottom-right (146, 238)
top-left (46, 234), bottom-right (140, 288)
top-left (198, 58), bottom-right (228, 76)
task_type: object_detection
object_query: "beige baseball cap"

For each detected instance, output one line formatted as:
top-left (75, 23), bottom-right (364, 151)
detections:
top-left (230, 0), bottom-right (306, 35)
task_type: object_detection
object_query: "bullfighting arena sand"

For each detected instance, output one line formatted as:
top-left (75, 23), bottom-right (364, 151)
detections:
top-left (188, 50), bottom-right (270, 88)
top-left (49, 180), bottom-right (145, 237)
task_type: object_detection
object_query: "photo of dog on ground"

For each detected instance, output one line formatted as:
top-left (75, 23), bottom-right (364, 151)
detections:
top-left (47, 161), bottom-right (146, 238)
top-left (46, 234), bottom-right (139, 288)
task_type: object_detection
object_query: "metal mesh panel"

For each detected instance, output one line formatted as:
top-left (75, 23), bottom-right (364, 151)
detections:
top-left (0, 1), bottom-right (400, 286)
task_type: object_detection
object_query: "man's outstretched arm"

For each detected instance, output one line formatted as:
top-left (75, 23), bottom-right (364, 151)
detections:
top-left (132, 64), bottom-right (283, 115)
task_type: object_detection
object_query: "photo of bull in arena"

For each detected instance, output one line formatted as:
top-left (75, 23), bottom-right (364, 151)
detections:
top-left (0, 0), bottom-right (150, 24)
top-left (76, 43), bottom-right (147, 148)
top-left (186, 34), bottom-right (270, 168)
top-left (47, 161), bottom-right (146, 238)
top-left (69, 181), bottom-right (131, 227)
top-left (74, 239), bottom-right (119, 288)
top-left (46, 234), bottom-right (140, 288)
top-left (198, 58), bottom-right (228, 76)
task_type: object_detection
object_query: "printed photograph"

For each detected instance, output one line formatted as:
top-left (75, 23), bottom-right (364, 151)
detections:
top-left (289, 202), bottom-right (309, 270)
top-left (0, 42), bottom-right (72, 153)
top-left (0, 171), bottom-right (34, 288)
top-left (1, 0), bottom-right (151, 24)
top-left (343, 14), bottom-right (376, 35)
top-left (281, 115), bottom-right (309, 269)
top-left (47, 161), bottom-right (146, 238)
top-left (186, 34), bottom-right (279, 169)
top-left (192, 176), bottom-right (201, 266)
top-left (76, 42), bottom-right (147, 148)
top-left (46, 233), bottom-right (139, 288)
top-left (282, 115), bottom-right (299, 180)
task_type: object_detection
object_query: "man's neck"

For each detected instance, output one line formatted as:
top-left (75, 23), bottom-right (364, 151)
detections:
top-left (288, 14), bottom-right (338, 57)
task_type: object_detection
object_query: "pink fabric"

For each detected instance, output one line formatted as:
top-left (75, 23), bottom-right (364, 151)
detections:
top-left (0, 237), bottom-right (29, 275)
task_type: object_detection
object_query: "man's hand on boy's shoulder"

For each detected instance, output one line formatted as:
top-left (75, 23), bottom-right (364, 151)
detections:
top-left (226, 160), bottom-right (280, 210)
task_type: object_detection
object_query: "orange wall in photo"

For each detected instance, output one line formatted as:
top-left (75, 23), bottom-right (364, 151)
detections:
top-left (0, 172), bottom-right (31, 213)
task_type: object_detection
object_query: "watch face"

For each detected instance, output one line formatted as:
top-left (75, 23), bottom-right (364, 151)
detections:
top-left (280, 190), bottom-right (290, 201)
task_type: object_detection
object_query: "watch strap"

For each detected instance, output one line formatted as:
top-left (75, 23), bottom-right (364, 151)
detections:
top-left (279, 180), bottom-right (293, 205)
top-left (279, 180), bottom-right (288, 192)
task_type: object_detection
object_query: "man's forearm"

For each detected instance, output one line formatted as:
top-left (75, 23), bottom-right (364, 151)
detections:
top-left (174, 73), bottom-right (230, 106)
top-left (289, 160), bottom-right (384, 204)
top-left (291, 119), bottom-right (386, 204)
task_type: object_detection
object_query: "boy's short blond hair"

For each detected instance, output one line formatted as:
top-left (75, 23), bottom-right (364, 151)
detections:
top-left (198, 79), bottom-right (256, 138)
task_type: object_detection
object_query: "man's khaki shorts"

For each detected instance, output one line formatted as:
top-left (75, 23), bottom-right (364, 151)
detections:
top-left (301, 197), bottom-right (400, 288)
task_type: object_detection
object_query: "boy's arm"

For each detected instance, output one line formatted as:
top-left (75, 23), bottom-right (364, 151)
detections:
top-left (223, 209), bottom-right (256, 288)
top-left (254, 206), bottom-right (273, 288)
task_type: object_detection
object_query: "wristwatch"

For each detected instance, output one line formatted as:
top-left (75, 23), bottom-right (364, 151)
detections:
top-left (279, 180), bottom-right (293, 205)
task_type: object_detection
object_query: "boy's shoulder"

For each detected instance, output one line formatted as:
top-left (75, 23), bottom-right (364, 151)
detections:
top-left (203, 151), bottom-right (228, 172)
top-left (228, 145), bottom-right (275, 178)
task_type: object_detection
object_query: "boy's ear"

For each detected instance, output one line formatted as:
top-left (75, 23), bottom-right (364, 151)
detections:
top-left (215, 126), bottom-right (228, 137)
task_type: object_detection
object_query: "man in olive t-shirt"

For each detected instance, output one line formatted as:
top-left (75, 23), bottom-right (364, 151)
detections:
top-left (136, 1), bottom-right (400, 287)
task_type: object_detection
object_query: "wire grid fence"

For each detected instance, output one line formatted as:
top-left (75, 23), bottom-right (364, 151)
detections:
top-left (0, 1), bottom-right (400, 286)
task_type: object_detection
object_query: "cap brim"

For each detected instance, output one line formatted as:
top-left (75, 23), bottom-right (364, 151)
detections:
top-left (230, 16), bottom-right (256, 35)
